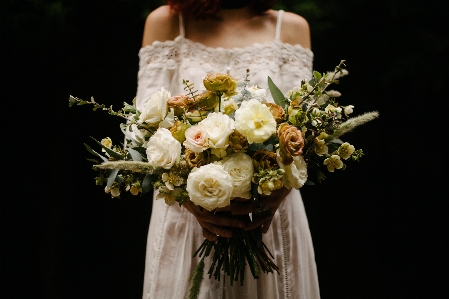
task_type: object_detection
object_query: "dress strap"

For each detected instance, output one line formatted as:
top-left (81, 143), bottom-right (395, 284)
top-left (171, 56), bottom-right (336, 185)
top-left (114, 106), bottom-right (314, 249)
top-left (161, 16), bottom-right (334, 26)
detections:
top-left (178, 13), bottom-right (185, 37)
top-left (275, 10), bottom-right (284, 41)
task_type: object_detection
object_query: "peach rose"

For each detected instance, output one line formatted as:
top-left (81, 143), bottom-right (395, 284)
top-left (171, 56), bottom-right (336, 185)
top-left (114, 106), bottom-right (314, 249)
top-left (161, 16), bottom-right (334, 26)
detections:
top-left (277, 123), bottom-right (304, 165)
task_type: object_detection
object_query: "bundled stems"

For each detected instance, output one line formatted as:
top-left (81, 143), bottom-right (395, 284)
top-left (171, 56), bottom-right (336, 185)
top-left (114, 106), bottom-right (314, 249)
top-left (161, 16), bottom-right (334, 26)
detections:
top-left (189, 213), bottom-right (280, 299)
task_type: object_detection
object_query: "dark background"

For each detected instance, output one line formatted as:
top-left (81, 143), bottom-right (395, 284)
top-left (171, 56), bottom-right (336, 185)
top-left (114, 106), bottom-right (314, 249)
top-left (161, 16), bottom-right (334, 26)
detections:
top-left (1, 0), bottom-right (447, 298)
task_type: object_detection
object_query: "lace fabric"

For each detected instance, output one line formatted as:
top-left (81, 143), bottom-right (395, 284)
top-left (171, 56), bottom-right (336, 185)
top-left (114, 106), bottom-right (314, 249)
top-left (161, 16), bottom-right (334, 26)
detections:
top-left (139, 35), bottom-right (313, 76)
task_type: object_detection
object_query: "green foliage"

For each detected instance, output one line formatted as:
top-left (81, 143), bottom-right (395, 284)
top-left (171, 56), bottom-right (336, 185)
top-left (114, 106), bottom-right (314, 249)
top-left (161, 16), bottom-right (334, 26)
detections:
top-left (268, 76), bottom-right (287, 109)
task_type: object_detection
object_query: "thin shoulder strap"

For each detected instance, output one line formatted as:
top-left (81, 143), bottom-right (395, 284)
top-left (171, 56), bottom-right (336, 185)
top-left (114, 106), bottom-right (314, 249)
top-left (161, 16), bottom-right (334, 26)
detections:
top-left (178, 13), bottom-right (185, 37)
top-left (275, 10), bottom-right (284, 41)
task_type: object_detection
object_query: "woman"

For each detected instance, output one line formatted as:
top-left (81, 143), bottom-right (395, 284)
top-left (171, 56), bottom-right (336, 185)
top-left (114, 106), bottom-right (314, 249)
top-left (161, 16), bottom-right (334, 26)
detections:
top-left (136, 1), bottom-right (320, 298)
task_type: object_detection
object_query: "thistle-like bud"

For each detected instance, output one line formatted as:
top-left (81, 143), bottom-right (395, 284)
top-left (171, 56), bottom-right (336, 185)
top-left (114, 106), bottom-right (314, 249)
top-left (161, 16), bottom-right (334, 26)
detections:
top-left (169, 120), bottom-right (191, 143)
top-left (167, 94), bottom-right (192, 117)
top-left (226, 129), bottom-right (249, 154)
top-left (203, 73), bottom-right (238, 97)
top-left (191, 90), bottom-right (219, 111)
top-left (184, 148), bottom-right (211, 168)
top-left (252, 149), bottom-right (279, 171)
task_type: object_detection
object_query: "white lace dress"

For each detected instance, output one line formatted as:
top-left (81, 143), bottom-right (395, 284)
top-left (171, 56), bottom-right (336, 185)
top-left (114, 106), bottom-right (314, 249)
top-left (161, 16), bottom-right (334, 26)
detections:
top-left (136, 10), bottom-right (320, 299)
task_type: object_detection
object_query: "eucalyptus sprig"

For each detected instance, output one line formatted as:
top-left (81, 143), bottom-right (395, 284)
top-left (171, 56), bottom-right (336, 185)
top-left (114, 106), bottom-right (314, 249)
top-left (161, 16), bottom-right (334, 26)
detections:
top-left (69, 95), bottom-right (140, 124)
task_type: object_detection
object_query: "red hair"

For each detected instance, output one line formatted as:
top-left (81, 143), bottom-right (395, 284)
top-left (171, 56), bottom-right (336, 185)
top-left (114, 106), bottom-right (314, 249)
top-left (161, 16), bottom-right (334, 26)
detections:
top-left (166, 0), bottom-right (278, 19)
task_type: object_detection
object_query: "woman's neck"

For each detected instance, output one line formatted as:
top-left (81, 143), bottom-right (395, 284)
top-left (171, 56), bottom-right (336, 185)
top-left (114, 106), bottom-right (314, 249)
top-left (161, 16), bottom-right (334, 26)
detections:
top-left (215, 5), bottom-right (256, 23)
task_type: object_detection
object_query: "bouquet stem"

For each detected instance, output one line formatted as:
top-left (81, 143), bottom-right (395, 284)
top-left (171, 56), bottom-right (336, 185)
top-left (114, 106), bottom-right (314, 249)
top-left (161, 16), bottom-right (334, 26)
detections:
top-left (188, 214), bottom-right (279, 298)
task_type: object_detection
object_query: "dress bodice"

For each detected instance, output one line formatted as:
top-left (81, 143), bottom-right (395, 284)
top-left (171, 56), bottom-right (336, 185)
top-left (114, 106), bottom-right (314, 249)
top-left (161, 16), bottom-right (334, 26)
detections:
top-left (136, 35), bottom-right (313, 111)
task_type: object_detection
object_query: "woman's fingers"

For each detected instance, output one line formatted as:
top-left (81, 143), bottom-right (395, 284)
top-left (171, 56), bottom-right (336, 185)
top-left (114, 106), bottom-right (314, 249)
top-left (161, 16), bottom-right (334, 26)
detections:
top-left (202, 227), bottom-right (218, 242)
top-left (199, 213), bottom-right (245, 229)
top-left (202, 222), bottom-right (233, 238)
top-left (244, 214), bottom-right (269, 231)
top-left (230, 202), bottom-right (254, 215)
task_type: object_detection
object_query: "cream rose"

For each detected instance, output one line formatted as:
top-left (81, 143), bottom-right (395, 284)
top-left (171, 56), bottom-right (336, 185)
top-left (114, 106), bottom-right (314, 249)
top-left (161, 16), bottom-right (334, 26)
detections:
top-left (276, 150), bottom-right (308, 189)
top-left (234, 99), bottom-right (277, 144)
top-left (146, 128), bottom-right (181, 169)
top-left (198, 112), bottom-right (234, 155)
top-left (222, 153), bottom-right (254, 199)
top-left (184, 125), bottom-right (209, 153)
top-left (139, 87), bottom-right (171, 126)
top-left (186, 163), bottom-right (234, 211)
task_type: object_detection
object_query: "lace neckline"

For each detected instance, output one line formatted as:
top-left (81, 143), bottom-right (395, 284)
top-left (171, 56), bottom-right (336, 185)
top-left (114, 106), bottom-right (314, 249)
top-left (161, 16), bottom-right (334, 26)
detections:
top-left (140, 35), bottom-right (313, 55)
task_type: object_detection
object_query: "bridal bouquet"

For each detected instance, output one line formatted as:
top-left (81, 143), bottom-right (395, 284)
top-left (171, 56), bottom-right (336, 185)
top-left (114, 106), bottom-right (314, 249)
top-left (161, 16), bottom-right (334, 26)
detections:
top-left (69, 61), bottom-right (378, 298)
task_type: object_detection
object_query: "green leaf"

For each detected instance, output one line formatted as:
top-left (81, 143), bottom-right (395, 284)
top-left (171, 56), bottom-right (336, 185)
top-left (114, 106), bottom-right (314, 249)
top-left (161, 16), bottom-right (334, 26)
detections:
top-left (313, 71), bottom-right (322, 81)
top-left (305, 180), bottom-right (315, 185)
top-left (330, 138), bottom-right (344, 144)
top-left (84, 143), bottom-right (108, 162)
top-left (267, 76), bottom-right (286, 108)
top-left (91, 137), bottom-right (123, 160)
top-left (127, 147), bottom-right (143, 161)
top-left (120, 124), bottom-right (140, 145)
top-left (142, 174), bottom-right (153, 194)
top-left (86, 158), bottom-right (100, 163)
top-left (106, 169), bottom-right (119, 189)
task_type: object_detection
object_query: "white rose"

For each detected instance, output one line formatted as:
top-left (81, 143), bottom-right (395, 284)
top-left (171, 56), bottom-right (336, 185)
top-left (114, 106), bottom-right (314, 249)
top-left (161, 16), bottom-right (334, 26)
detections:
top-left (198, 112), bottom-right (234, 152)
top-left (248, 85), bottom-right (267, 102)
top-left (158, 108), bottom-right (175, 128)
top-left (146, 128), bottom-right (181, 169)
top-left (139, 87), bottom-right (171, 126)
top-left (276, 150), bottom-right (308, 189)
top-left (222, 153), bottom-right (254, 199)
top-left (183, 125), bottom-right (209, 153)
top-left (186, 163), bottom-right (234, 211)
top-left (234, 99), bottom-right (277, 144)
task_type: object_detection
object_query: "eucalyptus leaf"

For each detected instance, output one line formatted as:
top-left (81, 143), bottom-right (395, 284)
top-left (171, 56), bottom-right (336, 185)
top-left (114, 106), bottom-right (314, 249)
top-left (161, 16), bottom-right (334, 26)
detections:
top-left (330, 138), bottom-right (344, 144)
top-left (268, 76), bottom-right (286, 109)
top-left (116, 175), bottom-right (125, 184)
top-left (84, 143), bottom-right (108, 162)
top-left (263, 144), bottom-right (274, 151)
top-left (120, 124), bottom-right (140, 145)
top-left (127, 147), bottom-right (143, 161)
top-left (106, 169), bottom-right (119, 189)
top-left (91, 137), bottom-right (123, 160)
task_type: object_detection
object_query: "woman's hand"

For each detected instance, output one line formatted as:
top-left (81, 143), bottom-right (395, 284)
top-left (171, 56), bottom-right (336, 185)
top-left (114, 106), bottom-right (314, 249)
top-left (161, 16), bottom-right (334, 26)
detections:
top-left (236, 187), bottom-right (291, 234)
top-left (183, 200), bottom-right (245, 242)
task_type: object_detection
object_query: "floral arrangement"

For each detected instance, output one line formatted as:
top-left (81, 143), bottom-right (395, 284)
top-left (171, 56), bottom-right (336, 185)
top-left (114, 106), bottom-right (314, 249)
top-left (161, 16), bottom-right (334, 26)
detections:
top-left (69, 61), bottom-right (378, 298)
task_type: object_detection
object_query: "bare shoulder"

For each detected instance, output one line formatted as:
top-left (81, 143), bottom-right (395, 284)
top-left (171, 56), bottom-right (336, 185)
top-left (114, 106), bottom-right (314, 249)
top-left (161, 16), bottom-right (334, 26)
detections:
top-left (279, 11), bottom-right (311, 50)
top-left (142, 5), bottom-right (179, 47)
